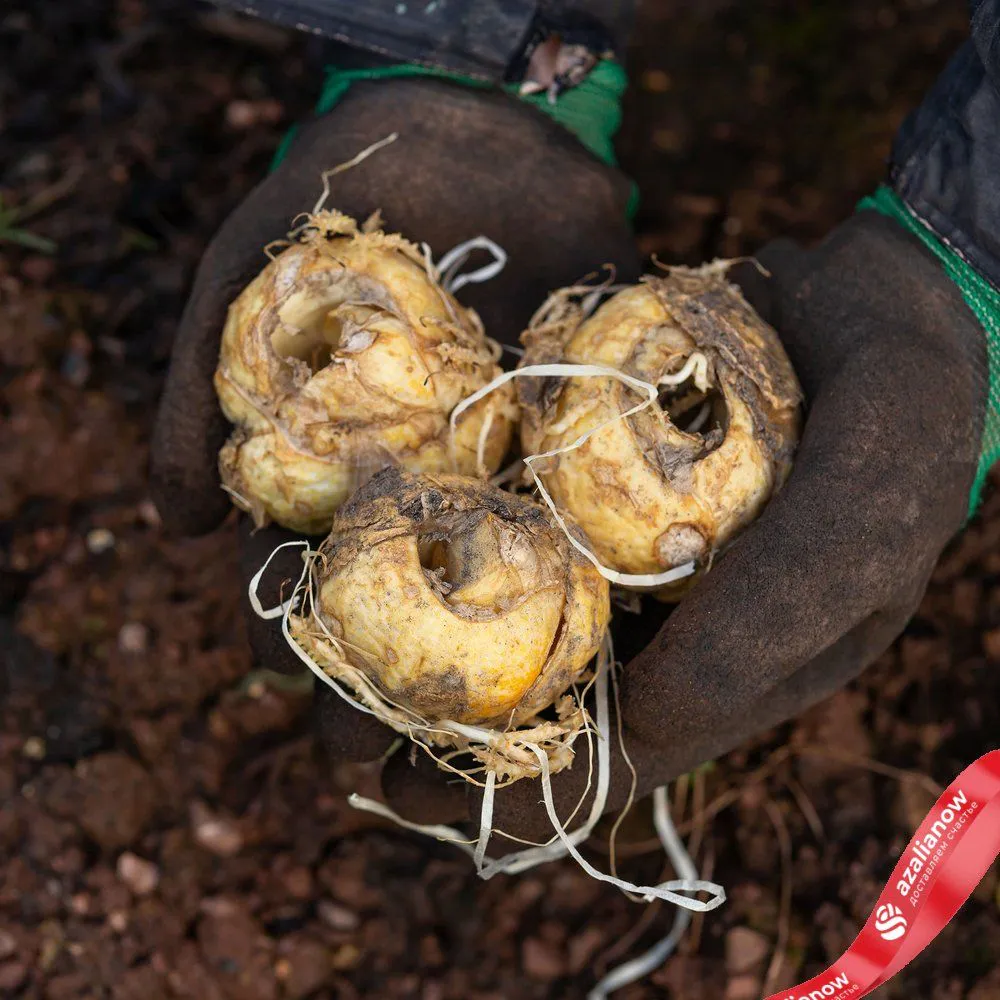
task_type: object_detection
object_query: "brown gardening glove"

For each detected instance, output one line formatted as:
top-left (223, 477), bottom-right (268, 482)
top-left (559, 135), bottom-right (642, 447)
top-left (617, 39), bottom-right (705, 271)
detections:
top-left (374, 210), bottom-right (988, 843)
top-left (150, 78), bottom-right (640, 763)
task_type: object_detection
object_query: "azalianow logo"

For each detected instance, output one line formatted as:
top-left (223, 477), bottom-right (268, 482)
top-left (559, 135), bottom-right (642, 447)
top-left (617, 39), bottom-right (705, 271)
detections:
top-left (874, 903), bottom-right (908, 941)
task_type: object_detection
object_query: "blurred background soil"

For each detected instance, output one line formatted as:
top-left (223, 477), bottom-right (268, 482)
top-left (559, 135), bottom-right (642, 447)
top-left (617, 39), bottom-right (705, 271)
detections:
top-left (1, 1), bottom-right (998, 997)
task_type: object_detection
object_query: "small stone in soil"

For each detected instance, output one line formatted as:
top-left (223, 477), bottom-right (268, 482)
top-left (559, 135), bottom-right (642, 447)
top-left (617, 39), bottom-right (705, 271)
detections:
top-left (983, 628), bottom-right (1000, 661)
top-left (567, 926), bottom-right (606, 974)
top-left (86, 528), bottom-right (116, 554)
top-left (726, 973), bottom-right (764, 1000)
top-left (330, 943), bottom-right (361, 971)
top-left (725, 927), bottom-right (770, 975)
top-left (282, 865), bottom-right (312, 900)
top-left (117, 851), bottom-right (160, 895)
top-left (0, 963), bottom-right (27, 992)
top-left (20, 256), bottom-right (56, 283)
top-left (190, 802), bottom-right (244, 857)
top-left (276, 937), bottom-right (330, 999)
top-left (136, 500), bottom-right (162, 528)
top-left (316, 900), bottom-right (359, 931)
top-left (76, 754), bottom-right (156, 850)
top-left (117, 623), bottom-right (149, 654)
top-left (521, 937), bottom-right (566, 981)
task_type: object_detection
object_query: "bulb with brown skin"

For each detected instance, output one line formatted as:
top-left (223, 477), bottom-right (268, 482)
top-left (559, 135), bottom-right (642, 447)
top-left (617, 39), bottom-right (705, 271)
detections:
top-left (295, 467), bottom-right (610, 728)
top-left (518, 267), bottom-right (802, 596)
top-left (214, 210), bottom-right (517, 535)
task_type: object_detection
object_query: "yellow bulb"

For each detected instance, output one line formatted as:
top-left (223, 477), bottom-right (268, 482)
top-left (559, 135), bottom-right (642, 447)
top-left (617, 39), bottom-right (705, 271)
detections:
top-left (215, 210), bottom-right (516, 534)
top-left (519, 268), bottom-right (802, 596)
top-left (295, 467), bottom-right (610, 727)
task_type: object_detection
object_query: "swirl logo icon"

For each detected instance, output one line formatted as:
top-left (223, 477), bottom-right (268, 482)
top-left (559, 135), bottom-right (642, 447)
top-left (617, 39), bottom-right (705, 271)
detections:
top-left (874, 904), bottom-right (908, 941)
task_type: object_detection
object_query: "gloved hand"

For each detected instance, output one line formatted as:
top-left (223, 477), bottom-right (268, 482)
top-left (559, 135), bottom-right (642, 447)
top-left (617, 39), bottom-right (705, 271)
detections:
top-left (373, 209), bottom-right (987, 843)
top-left (150, 77), bottom-right (640, 758)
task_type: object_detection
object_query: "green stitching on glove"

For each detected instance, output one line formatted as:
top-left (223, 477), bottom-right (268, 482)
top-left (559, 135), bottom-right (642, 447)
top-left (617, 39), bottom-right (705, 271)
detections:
top-left (271, 60), bottom-right (638, 218)
top-left (859, 185), bottom-right (1000, 517)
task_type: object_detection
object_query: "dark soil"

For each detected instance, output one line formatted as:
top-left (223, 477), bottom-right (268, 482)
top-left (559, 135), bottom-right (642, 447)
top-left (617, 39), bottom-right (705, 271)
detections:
top-left (1, 1), bottom-right (998, 998)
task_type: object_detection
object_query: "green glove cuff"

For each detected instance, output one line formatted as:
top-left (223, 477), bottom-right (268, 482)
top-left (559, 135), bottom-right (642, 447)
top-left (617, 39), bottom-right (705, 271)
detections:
top-left (271, 60), bottom-right (638, 219)
top-left (859, 185), bottom-right (1000, 517)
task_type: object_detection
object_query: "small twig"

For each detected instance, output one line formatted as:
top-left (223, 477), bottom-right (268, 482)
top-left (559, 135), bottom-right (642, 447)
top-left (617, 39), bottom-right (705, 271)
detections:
top-left (675, 746), bottom-right (793, 836)
top-left (679, 766), bottom-right (710, 953)
top-left (242, 735), bottom-right (313, 785)
top-left (14, 163), bottom-right (84, 223)
top-left (239, 668), bottom-right (315, 696)
top-left (584, 747), bottom-right (792, 859)
top-left (590, 741), bottom-right (938, 861)
top-left (594, 895), bottom-right (665, 976)
top-left (674, 771), bottom-right (691, 827)
top-left (94, 23), bottom-right (163, 101)
top-left (684, 833), bottom-right (715, 955)
top-left (677, 746), bottom-right (792, 835)
top-left (795, 745), bottom-right (944, 798)
top-left (0, 165), bottom-right (84, 255)
top-left (687, 766), bottom-right (708, 867)
top-left (761, 799), bottom-right (794, 998)
top-left (784, 775), bottom-right (825, 842)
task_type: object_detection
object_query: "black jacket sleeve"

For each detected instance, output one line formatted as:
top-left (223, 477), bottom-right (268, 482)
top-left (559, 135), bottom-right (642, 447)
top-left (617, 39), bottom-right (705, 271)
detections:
top-left (891, 0), bottom-right (1000, 288)
top-left (208, 1), bottom-right (635, 81)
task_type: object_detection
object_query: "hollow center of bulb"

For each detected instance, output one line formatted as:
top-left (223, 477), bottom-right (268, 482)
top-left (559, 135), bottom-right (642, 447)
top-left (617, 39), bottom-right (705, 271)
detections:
top-left (657, 376), bottom-right (728, 439)
top-left (272, 299), bottom-right (378, 373)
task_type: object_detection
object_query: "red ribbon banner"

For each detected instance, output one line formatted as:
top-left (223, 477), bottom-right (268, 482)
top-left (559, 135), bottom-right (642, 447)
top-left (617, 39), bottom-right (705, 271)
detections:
top-left (764, 749), bottom-right (1000, 1000)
